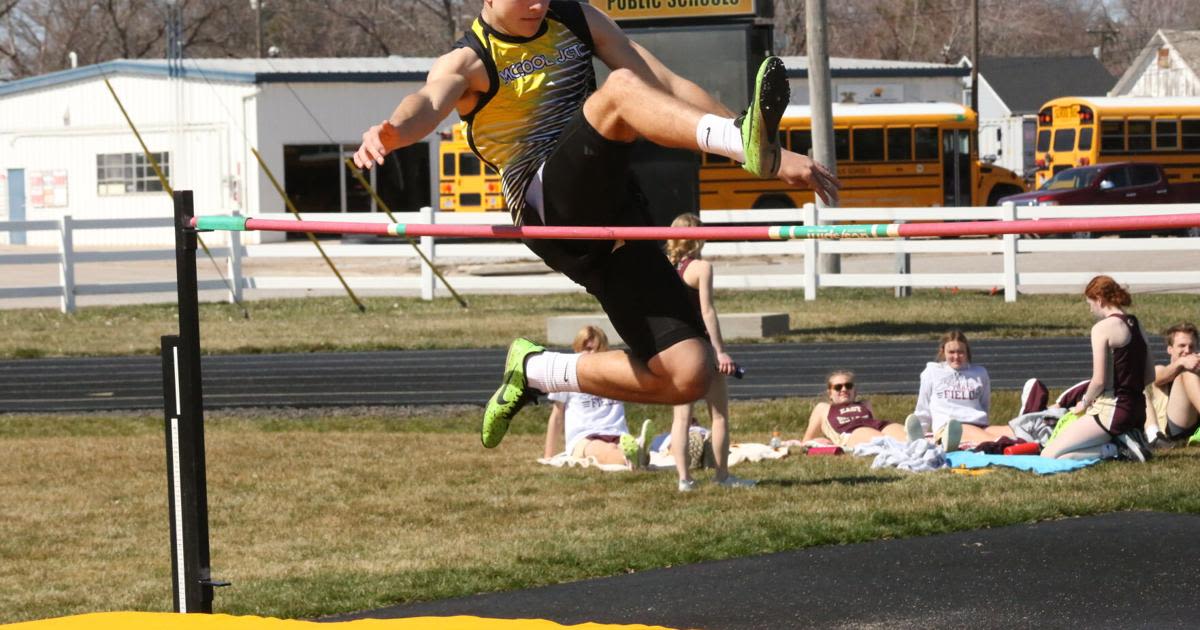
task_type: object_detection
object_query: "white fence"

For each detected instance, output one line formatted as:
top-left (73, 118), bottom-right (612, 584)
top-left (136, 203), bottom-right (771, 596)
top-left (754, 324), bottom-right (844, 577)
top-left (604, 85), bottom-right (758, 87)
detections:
top-left (2, 203), bottom-right (1198, 313)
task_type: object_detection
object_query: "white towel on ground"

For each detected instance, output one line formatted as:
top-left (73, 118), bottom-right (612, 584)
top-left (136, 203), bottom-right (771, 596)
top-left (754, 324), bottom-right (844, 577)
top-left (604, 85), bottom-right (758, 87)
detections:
top-left (852, 437), bottom-right (947, 472)
top-left (536, 453), bottom-right (630, 472)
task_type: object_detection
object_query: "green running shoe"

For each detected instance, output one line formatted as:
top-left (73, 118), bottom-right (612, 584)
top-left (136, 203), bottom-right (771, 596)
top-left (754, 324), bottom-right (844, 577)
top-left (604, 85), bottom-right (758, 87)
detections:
top-left (738, 56), bottom-right (789, 178)
top-left (481, 338), bottom-right (544, 448)
top-left (619, 432), bottom-right (639, 467)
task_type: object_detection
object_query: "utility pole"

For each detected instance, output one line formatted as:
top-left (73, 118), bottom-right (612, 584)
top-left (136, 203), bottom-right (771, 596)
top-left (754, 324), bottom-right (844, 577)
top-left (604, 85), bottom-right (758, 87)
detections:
top-left (251, 0), bottom-right (264, 58)
top-left (971, 0), bottom-right (979, 114)
top-left (806, 0), bottom-right (839, 274)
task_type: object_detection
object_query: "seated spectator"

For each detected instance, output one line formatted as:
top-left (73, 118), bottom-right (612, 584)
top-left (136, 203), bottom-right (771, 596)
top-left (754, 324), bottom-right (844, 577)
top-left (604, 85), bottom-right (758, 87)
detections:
top-left (542, 326), bottom-right (649, 468)
top-left (1042, 276), bottom-right (1154, 462)
top-left (802, 370), bottom-right (909, 447)
top-left (1144, 322), bottom-right (1200, 448)
top-left (906, 330), bottom-right (1013, 451)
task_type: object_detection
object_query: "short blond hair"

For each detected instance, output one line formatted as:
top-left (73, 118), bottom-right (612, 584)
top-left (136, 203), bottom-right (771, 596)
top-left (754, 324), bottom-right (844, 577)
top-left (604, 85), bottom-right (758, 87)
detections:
top-left (572, 325), bottom-right (610, 353)
top-left (666, 212), bottom-right (703, 265)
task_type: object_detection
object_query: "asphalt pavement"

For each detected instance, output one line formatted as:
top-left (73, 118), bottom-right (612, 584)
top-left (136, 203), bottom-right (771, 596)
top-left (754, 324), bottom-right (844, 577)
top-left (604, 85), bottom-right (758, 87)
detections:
top-left (326, 511), bottom-right (1200, 629)
top-left (0, 337), bottom-right (1170, 413)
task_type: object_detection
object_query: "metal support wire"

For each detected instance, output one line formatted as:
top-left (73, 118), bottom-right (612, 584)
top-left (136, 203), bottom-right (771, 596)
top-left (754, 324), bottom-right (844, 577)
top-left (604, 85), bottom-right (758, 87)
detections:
top-left (101, 76), bottom-right (250, 319)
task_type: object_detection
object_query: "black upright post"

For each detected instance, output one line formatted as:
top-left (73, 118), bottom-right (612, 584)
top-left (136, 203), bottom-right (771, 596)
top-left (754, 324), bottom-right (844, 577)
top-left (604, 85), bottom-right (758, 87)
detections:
top-left (162, 190), bottom-right (223, 613)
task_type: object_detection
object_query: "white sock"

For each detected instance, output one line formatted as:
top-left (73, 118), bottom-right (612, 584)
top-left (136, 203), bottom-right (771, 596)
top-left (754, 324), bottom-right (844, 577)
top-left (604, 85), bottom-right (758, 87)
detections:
top-left (696, 114), bottom-right (744, 163)
top-left (525, 351), bottom-right (581, 394)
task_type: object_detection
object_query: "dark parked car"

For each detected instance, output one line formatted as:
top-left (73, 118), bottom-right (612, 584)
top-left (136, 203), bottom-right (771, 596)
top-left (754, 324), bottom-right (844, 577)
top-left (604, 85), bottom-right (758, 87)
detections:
top-left (998, 162), bottom-right (1200, 237)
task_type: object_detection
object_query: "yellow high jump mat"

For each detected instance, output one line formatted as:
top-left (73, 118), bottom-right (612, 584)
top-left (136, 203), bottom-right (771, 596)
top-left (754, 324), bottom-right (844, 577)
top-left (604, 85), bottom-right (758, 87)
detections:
top-left (4, 612), bottom-right (679, 630)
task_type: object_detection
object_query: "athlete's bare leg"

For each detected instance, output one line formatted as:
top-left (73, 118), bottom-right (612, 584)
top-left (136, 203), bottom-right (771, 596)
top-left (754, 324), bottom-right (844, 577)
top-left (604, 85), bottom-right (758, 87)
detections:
top-left (1166, 370), bottom-right (1200, 432)
top-left (576, 338), bottom-right (712, 405)
top-left (583, 68), bottom-right (710, 147)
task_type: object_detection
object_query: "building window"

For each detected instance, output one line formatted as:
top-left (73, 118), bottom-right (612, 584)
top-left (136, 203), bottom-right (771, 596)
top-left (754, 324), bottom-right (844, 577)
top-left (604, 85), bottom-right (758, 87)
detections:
top-left (96, 152), bottom-right (169, 195)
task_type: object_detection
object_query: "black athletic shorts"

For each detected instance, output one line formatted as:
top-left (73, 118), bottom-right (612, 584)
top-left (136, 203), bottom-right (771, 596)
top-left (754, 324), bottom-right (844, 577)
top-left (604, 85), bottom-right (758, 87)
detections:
top-left (519, 109), bottom-right (705, 361)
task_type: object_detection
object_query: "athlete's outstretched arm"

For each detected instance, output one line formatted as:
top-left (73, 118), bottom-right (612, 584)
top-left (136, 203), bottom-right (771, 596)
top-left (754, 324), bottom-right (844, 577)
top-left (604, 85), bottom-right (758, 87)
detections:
top-left (353, 49), bottom-right (475, 169)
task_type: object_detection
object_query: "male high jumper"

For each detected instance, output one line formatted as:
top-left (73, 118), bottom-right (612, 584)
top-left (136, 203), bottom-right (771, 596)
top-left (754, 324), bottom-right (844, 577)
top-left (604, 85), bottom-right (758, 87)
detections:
top-left (353, 0), bottom-right (839, 448)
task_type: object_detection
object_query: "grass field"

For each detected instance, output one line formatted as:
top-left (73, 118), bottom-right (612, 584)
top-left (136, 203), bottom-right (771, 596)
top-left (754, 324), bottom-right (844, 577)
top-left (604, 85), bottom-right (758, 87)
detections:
top-left (2, 288), bottom-right (1198, 358)
top-left (3, 394), bottom-right (1200, 624)
top-left (3, 289), bottom-right (1200, 623)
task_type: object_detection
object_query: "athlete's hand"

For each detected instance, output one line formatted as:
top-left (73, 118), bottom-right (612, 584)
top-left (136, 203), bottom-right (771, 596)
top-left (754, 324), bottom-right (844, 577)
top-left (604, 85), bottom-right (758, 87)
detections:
top-left (353, 121), bottom-right (401, 169)
top-left (778, 150), bottom-right (841, 205)
top-left (1181, 353), bottom-right (1200, 372)
top-left (715, 351), bottom-right (736, 375)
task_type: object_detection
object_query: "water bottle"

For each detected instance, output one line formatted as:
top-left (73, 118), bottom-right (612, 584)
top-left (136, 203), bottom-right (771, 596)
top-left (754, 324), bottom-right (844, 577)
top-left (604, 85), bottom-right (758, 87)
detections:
top-left (768, 428), bottom-right (782, 450)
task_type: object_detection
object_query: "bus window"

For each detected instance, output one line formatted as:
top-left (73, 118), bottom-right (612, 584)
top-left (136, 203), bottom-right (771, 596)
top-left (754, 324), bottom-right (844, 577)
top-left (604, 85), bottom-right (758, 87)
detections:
top-left (1127, 119), bottom-right (1152, 152)
top-left (886, 128), bottom-right (912, 161)
top-left (460, 153), bottom-right (482, 176)
top-left (914, 127), bottom-right (938, 160)
top-left (1036, 129), bottom-right (1051, 152)
top-left (1184, 119), bottom-right (1200, 150)
top-left (789, 129), bottom-right (812, 156)
top-left (442, 153), bottom-right (456, 176)
top-left (1079, 127), bottom-right (1093, 151)
top-left (1100, 119), bottom-right (1124, 153)
top-left (1052, 129), bottom-right (1076, 152)
top-left (1155, 120), bottom-right (1178, 150)
top-left (853, 128), bottom-right (884, 161)
top-left (834, 129), bottom-right (850, 161)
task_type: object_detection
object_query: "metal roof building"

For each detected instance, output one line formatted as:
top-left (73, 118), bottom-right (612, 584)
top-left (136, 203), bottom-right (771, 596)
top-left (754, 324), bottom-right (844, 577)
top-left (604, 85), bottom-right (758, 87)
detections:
top-left (0, 58), bottom-right (435, 246)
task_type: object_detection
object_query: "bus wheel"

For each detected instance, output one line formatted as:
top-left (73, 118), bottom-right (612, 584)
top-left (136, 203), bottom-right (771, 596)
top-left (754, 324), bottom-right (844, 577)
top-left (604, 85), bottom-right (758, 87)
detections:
top-left (752, 195), bottom-right (795, 210)
top-left (987, 185), bottom-right (1024, 206)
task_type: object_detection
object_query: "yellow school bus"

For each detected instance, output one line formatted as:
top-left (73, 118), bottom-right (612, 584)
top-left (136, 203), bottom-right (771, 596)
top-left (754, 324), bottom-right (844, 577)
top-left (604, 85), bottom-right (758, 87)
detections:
top-left (438, 122), bottom-right (504, 212)
top-left (438, 104), bottom-right (1025, 212)
top-left (1034, 96), bottom-right (1200, 188)
top-left (701, 102), bottom-right (1025, 209)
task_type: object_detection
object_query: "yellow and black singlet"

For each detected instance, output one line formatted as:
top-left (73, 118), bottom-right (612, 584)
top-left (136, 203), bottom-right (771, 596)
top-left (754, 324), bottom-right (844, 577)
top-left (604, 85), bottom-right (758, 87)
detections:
top-left (455, 1), bottom-right (596, 223)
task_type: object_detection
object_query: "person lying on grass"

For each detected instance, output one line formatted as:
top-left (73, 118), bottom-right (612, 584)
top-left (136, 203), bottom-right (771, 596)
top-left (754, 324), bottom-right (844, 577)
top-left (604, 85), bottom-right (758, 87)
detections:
top-left (801, 369), bottom-right (909, 448)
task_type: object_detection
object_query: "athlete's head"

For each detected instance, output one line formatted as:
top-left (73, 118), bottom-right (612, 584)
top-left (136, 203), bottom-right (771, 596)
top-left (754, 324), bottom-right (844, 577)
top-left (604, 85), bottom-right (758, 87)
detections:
top-left (1083, 274), bottom-right (1132, 314)
top-left (1163, 322), bottom-right (1198, 359)
top-left (573, 325), bottom-right (609, 354)
top-left (825, 369), bottom-right (856, 404)
top-left (482, 0), bottom-right (548, 38)
top-left (937, 330), bottom-right (972, 369)
top-left (666, 213), bottom-right (704, 265)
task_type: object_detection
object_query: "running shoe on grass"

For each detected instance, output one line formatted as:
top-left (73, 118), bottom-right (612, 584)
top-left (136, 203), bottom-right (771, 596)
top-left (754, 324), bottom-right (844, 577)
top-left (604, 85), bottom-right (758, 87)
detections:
top-left (738, 56), bottom-right (789, 178)
top-left (481, 338), bottom-right (544, 448)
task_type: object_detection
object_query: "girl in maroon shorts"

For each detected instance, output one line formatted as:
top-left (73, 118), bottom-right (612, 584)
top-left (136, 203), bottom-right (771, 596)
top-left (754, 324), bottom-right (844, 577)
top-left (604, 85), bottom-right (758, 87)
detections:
top-left (1043, 276), bottom-right (1155, 461)
top-left (802, 370), bottom-right (908, 447)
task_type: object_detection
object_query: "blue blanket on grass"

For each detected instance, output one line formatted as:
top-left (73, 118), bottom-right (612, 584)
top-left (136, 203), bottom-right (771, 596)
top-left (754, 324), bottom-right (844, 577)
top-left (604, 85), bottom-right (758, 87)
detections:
top-left (945, 451), bottom-right (1099, 475)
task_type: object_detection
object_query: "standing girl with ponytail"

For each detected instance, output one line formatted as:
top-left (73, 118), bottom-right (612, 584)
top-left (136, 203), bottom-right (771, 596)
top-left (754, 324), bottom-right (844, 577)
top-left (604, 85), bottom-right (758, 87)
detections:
top-left (665, 213), bottom-right (755, 491)
top-left (1043, 275), bottom-right (1156, 461)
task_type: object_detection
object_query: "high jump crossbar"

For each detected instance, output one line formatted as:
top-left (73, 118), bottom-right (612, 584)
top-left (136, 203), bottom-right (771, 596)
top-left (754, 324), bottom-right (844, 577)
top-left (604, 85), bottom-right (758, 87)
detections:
top-left (192, 213), bottom-right (1200, 240)
top-left (167, 199), bottom-right (1200, 614)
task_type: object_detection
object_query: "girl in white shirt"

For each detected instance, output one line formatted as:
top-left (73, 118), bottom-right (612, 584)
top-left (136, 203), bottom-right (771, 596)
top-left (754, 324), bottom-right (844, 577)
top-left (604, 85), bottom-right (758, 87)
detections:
top-left (908, 330), bottom-right (1013, 450)
top-left (543, 326), bottom-right (647, 467)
